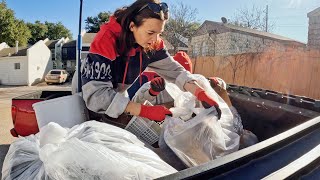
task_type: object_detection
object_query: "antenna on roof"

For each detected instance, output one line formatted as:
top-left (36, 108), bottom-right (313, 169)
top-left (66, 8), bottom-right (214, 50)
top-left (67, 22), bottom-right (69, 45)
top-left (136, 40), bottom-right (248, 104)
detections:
top-left (221, 17), bottom-right (227, 24)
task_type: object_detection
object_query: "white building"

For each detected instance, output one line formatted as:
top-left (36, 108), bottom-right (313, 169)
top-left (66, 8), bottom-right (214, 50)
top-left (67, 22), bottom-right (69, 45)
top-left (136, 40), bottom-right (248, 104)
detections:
top-left (0, 42), bottom-right (10, 50)
top-left (62, 31), bottom-right (96, 74)
top-left (0, 40), bottom-right (52, 86)
top-left (45, 37), bottom-right (69, 69)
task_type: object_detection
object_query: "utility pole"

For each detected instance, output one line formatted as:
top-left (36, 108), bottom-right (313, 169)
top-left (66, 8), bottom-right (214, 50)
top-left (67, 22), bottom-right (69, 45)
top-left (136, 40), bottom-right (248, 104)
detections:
top-left (265, 5), bottom-right (268, 32)
top-left (77, 0), bottom-right (83, 93)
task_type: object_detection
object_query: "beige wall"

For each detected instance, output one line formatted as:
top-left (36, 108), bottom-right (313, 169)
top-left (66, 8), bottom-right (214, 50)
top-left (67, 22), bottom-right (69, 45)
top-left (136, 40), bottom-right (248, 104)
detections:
top-left (192, 46), bottom-right (320, 100)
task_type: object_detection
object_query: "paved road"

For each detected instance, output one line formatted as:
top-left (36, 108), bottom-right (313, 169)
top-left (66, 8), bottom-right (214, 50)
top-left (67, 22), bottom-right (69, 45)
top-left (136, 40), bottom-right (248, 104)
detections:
top-left (0, 82), bottom-right (71, 177)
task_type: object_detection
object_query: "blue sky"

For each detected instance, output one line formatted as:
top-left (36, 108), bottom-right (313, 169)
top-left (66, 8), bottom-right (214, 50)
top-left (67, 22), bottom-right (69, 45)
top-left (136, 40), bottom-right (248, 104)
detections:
top-left (6, 0), bottom-right (320, 43)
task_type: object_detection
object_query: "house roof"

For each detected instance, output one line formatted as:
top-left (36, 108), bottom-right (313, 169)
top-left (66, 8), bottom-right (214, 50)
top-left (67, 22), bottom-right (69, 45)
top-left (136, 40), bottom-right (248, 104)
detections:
top-left (225, 23), bottom-right (298, 42)
top-left (162, 37), bottom-right (174, 50)
top-left (174, 36), bottom-right (188, 48)
top-left (82, 33), bottom-right (96, 44)
top-left (307, 7), bottom-right (320, 17)
top-left (45, 40), bottom-right (59, 48)
top-left (0, 47), bottom-right (28, 57)
top-left (193, 20), bottom-right (229, 36)
top-left (62, 40), bottom-right (76, 48)
top-left (162, 34), bottom-right (188, 50)
top-left (194, 20), bottom-right (305, 45)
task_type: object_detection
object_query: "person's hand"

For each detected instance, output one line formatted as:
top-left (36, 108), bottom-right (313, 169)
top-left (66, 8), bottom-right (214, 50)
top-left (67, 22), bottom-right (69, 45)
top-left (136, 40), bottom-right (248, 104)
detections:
top-left (208, 77), bottom-right (232, 107)
top-left (195, 88), bottom-right (222, 119)
top-left (208, 77), bottom-right (226, 90)
top-left (139, 105), bottom-right (172, 121)
top-left (208, 77), bottom-right (219, 88)
top-left (149, 77), bottom-right (165, 96)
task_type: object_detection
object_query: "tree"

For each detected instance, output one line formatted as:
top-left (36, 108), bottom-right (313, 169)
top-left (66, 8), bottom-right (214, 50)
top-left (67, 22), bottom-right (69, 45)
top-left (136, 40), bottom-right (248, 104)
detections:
top-left (223, 33), bottom-right (265, 83)
top-left (0, 1), bottom-right (31, 46)
top-left (163, 2), bottom-right (200, 53)
top-left (12, 20), bottom-right (31, 46)
top-left (45, 21), bottom-right (72, 40)
top-left (85, 11), bottom-right (112, 33)
top-left (231, 5), bottom-right (275, 32)
top-left (27, 21), bottom-right (48, 44)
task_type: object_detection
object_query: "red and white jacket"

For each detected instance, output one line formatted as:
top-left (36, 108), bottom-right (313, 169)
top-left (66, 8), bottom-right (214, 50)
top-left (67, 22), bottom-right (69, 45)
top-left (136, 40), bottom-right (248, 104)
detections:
top-left (80, 17), bottom-right (194, 118)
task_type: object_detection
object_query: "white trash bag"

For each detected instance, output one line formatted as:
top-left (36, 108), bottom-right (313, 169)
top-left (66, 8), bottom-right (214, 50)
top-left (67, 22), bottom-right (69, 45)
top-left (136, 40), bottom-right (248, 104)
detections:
top-left (2, 121), bottom-right (177, 180)
top-left (162, 74), bottom-right (240, 167)
top-left (1, 134), bottom-right (46, 180)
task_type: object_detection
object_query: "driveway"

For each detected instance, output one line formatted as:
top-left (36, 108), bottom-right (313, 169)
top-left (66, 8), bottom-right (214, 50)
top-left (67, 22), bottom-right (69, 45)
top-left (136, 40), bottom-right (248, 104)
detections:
top-left (0, 82), bottom-right (71, 177)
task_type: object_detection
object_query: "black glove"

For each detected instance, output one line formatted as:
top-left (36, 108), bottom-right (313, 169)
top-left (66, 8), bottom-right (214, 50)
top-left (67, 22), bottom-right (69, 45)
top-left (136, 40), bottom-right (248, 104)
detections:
top-left (149, 77), bottom-right (165, 96)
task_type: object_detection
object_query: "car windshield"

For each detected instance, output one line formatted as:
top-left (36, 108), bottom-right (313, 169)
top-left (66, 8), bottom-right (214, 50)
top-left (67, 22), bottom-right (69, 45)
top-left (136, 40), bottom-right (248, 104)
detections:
top-left (50, 71), bottom-right (61, 75)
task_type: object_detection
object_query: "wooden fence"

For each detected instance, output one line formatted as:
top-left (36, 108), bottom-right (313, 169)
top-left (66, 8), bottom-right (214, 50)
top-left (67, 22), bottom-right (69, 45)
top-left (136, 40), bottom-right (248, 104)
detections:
top-left (191, 48), bottom-right (320, 100)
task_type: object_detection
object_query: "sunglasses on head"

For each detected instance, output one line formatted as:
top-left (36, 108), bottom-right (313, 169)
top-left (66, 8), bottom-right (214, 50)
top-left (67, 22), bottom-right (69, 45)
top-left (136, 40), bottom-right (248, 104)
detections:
top-left (137, 2), bottom-right (169, 14)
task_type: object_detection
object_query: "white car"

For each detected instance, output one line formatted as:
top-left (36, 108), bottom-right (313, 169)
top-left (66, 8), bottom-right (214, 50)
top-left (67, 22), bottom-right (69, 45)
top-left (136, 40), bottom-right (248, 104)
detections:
top-left (45, 69), bottom-right (69, 84)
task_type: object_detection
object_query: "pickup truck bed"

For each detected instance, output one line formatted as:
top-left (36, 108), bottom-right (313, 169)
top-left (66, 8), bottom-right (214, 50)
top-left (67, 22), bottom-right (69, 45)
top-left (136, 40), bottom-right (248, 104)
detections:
top-left (4, 85), bottom-right (320, 179)
top-left (158, 85), bottom-right (320, 179)
top-left (11, 91), bottom-right (72, 137)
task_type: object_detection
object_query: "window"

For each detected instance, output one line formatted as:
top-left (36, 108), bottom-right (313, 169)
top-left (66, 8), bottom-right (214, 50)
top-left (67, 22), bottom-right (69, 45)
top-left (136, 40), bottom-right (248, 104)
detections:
top-left (62, 48), bottom-right (68, 59)
top-left (14, 63), bottom-right (20, 70)
top-left (51, 49), bottom-right (55, 60)
top-left (50, 70), bottom-right (62, 75)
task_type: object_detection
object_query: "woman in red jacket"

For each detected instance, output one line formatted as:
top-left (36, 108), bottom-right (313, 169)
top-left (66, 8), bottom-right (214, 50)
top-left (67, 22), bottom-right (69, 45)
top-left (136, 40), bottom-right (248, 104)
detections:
top-left (80, 0), bottom-right (221, 122)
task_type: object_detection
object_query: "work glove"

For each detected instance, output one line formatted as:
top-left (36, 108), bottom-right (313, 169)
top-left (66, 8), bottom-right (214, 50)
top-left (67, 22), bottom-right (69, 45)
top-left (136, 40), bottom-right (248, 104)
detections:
top-left (139, 105), bottom-right (172, 121)
top-left (195, 88), bottom-right (222, 119)
top-left (208, 77), bottom-right (227, 90)
top-left (149, 77), bottom-right (166, 96)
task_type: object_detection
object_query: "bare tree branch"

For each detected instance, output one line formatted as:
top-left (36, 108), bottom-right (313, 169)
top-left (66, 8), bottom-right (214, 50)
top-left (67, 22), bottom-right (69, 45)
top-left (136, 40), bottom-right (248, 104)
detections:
top-left (163, 2), bottom-right (200, 53)
top-left (231, 5), bottom-right (275, 32)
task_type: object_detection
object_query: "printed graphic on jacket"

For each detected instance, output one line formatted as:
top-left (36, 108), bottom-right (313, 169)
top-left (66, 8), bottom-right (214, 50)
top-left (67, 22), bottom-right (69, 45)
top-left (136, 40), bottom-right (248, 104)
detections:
top-left (80, 49), bottom-right (169, 89)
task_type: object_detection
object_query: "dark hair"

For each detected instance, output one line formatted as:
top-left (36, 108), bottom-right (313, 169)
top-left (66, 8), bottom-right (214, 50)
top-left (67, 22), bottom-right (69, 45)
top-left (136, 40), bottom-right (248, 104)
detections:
top-left (114, 0), bottom-right (169, 57)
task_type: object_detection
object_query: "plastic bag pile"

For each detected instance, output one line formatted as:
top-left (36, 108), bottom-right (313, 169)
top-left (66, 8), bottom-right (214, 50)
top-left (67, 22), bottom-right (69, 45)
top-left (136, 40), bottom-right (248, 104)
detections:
top-left (161, 75), bottom-right (241, 167)
top-left (2, 121), bottom-right (177, 180)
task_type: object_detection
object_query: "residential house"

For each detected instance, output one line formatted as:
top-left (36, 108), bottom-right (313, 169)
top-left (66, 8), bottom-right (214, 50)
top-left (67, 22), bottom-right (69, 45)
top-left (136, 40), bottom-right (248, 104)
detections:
top-left (162, 37), bottom-right (174, 54)
top-left (45, 39), bottom-right (59, 67)
top-left (307, 7), bottom-right (320, 49)
top-left (81, 32), bottom-right (96, 59)
top-left (163, 34), bottom-right (188, 55)
top-left (190, 20), bottom-right (306, 57)
top-left (45, 37), bottom-right (69, 69)
top-left (62, 40), bottom-right (76, 73)
top-left (174, 33), bottom-right (189, 52)
top-left (0, 40), bottom-right (52, 85)
top-left (0, 42), bottom-right (9, 50)
top-left (61, 31), bottom-right (96, 74)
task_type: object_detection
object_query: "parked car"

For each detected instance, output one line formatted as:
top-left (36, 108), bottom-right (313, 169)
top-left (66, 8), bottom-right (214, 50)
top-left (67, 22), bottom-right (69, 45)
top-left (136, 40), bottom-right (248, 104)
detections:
top-left (45, 69), bottom-right (69, 84)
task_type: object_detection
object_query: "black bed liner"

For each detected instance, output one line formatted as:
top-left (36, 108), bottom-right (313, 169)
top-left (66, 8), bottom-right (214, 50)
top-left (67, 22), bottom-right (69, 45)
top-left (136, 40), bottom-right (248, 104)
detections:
top-left (158, 84), bottom-right (320, 180)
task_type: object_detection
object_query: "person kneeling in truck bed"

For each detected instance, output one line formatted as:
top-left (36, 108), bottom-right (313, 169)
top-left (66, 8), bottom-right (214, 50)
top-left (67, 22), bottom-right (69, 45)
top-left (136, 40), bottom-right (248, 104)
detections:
top-left (76, 0), bottom-right (221, 124)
